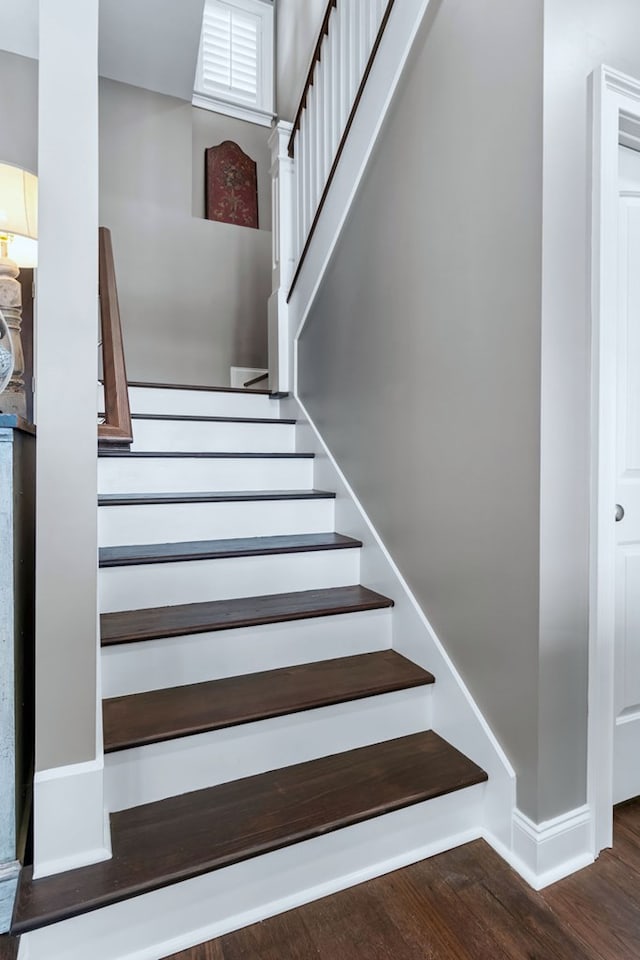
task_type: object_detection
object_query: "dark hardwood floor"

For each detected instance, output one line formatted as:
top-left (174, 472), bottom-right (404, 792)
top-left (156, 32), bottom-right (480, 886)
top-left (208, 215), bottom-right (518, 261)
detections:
top-left (165, 798), bottom-right (640, 960)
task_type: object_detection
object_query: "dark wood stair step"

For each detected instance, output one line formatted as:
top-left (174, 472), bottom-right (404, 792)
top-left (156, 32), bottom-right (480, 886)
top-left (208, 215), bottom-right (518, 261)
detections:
top-left (99, 532), bottom-right (362, 568)
top-left (103, 650), bottom-right (433, 752)
top-left (100, 584), bottom-right (393, 646)
top-left (98, 450), bottom-right (314, 459)
top-left (126, 380), bottom-right (273, 395)
top-left (130, 413), bottom-right (296, 425)
top-left (12, 732), bottom-right (487, 934)
top-left (98, 489), bottom-right (336, 507)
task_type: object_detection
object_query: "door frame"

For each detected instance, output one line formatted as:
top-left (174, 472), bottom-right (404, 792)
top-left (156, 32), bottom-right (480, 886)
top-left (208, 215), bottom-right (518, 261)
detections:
top-left (589, 65), bottom-right (640, 855)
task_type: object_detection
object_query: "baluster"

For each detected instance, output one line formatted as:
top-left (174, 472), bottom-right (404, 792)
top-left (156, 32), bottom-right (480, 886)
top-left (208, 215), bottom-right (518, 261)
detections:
top-left (338, 0), bottom-right (351, 134)
top-left (360, 0), bottom-right (371, 69)
top-left (307, 80), bottom-right (317, 221)
top-left (323, 19), bottom-right (334, 180)
top-left (348, 1), bottom-right (360, 108)
top-left (330, 4), bottom-right (342, 161)
top-left (294, 129), bottom-right (303, 262)
top-left (299, 113), bottom-right (309, 250)
top-left (315, 54), bottom-right (326, 203)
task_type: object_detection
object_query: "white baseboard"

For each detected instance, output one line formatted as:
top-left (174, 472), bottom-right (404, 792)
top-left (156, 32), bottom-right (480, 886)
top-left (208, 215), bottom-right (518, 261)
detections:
top-left (33, 759), bottom-right (112, 879)
top-left (486, 804), bottom-right (594, 890)
top-left (20, 785), bottom-right (484, 960)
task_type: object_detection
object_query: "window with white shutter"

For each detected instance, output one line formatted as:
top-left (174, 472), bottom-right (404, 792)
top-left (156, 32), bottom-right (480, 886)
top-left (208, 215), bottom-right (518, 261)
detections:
top-left (193, 0), bottom-right (274, 126)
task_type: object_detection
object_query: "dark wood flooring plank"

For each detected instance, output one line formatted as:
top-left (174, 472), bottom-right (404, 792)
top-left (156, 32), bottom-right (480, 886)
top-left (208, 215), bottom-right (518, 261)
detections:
top-left (299, 880), bottom-right (430, 960)
top-left (163, 945), bottom-right (225, 960)
top-left (217, 910), bottom-right (321, 960)
top-left (99, 533), bottom-right (362, 568)
top-left (100, 585), bottom-right (394, 646)
top-left (542, 852), bottom-right (640, 960)
top-left (103, 650), bottom-right (434, 752)
top-left (433, 843), bottom-right (602, 960)
top-left (365, 862), bottom-right (485, 960)
top-left (608, 818), bottom-right (640, 878)
top-left (98, 490), bottom-right (336, 507)
top-left (0, 935), bottom-right (19, 960)
top-left (613, 797), bottom-right (640, 839)
top-left (12, 733), bottom-right (486, 934)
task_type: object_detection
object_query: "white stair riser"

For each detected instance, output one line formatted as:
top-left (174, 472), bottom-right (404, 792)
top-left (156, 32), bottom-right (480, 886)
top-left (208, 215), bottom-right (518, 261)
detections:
top-left (128, 386), bottom-right (281, 419)
top-left (19, 786), bottom-right (484, 960)
top-left (102, 608), bottom-right (392, 698)
top-left (99, 549), bottom-right (361, 612)
top-left (130, 419), bottom-right (296, 454)
top-left (98, 456), bottom-right (314, 494)
top-left (98, 498), bottom-right (335, 547)
top-left (105, 687), bottom-right (432, 811)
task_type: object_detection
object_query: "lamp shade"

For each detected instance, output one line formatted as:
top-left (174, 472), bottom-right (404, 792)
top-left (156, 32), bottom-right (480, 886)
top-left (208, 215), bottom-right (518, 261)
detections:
top-left (0, 163), bottom-right (38, 267)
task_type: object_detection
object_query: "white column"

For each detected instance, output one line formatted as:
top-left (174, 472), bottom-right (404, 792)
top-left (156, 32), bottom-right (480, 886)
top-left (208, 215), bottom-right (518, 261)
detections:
top-left (33, 0), bottom-right (109, 877)
top-left (267, 122), bottom-right (295, 395)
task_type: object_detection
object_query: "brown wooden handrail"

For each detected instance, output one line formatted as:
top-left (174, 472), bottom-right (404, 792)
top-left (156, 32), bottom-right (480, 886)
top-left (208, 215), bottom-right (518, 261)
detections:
top-left (288, 0), bottom-right (337, 158)
top-left (98, 227), bottom-right (132, 448)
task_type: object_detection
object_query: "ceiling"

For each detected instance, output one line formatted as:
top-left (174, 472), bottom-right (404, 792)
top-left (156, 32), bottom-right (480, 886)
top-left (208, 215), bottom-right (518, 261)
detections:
top-left (0, 0), bottom-right (206, 101)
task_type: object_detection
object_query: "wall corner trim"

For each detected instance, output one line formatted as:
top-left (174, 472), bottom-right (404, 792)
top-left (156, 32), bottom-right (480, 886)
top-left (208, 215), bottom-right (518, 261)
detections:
top-left (33, 758), bottom-right (112, 880)
top-left (487, 805), bottom-right (594, 891)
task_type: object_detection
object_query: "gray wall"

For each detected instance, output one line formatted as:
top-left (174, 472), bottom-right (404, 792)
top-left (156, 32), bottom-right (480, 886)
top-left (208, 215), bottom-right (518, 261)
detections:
top-left (535, 0), bottom-right (640, 820)
top-left (276, 0), bottom-right (326, 121)
top-left (299, 0), bottom-right (545, 817)
top-left (99, 78), bottom-right (271, 387)
top-left (0, 51), bottom-right (37, 172)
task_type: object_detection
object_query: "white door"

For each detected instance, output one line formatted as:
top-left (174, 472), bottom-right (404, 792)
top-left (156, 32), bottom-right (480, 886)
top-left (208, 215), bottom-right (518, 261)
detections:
top-left (613, 146), bottom-right (640, 803)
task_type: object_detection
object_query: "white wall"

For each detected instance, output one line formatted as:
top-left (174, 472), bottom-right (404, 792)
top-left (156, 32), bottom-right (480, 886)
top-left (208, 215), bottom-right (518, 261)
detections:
top-left (276, 0), bottom-right (326, 121)
top-left (99, 79), bottom-right (271, 386)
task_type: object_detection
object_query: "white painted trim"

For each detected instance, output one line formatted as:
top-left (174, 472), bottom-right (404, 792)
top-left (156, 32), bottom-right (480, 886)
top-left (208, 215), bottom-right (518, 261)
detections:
top-left (192, 94), bottom-right (275, 127)
top-left (589, 65), bottom-right (640, 857)
top-left (285, 391), bottom-right (516, 853)
top-left (19, 786), bottom-right (484, 960)
top-left (33, 758), bottom-right (111, 879)
top-left (485, 805), bottom-right (594, 891)
top-left (229, 365), bottom-right (268, 388)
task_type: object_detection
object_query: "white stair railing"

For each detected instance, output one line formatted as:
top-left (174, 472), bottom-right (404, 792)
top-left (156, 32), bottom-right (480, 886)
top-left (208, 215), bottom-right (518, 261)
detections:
top-left (269, 0), bottom-right (394, 394)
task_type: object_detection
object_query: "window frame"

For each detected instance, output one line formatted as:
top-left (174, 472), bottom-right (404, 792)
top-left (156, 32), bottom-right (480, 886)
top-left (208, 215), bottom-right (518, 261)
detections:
top-left (193, 0), bottom-right (275, 127)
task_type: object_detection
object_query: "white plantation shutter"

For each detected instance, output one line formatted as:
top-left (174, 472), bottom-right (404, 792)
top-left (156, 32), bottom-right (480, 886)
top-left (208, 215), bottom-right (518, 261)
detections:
top-left (195, 0), bottom-right (273, 115)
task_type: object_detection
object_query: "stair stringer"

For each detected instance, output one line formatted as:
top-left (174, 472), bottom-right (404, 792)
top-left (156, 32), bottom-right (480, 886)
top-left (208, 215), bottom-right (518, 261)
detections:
top-left (287, 392), bottom-right (517, 857)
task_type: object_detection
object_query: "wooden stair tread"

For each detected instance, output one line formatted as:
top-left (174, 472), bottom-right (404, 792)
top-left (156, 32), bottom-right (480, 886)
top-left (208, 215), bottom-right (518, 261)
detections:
top-left (103, 651), bottom-right (433, 752)
top-left (99, 532), bottom-right (362, 567)
top-left (130, 413), bottom-right (296, 425)
top-left (126, 380), bottom-right (273, 395)
top-left (98, 489), bottom-right (336, 507)
top-left (100, 585), bottom-right (394, 645)
top-left (98, 450), bottom-right (314, 459)
top-left (12, 732), bottom-right (487, 934)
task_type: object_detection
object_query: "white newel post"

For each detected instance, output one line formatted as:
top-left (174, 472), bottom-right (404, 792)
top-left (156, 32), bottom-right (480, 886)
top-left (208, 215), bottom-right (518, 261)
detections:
top-left (268, 122), bottom-right (295, 394)
top-left (33, 0), bottom-right (109, 878)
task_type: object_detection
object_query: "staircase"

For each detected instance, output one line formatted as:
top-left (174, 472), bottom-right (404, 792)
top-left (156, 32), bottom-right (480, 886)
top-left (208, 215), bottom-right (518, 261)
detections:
top-left (12, 382), bottom-right (488, 959)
